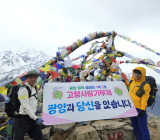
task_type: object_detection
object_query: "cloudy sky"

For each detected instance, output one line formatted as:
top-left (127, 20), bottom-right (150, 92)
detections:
top-left (0, 0), bottom-right (160, 82)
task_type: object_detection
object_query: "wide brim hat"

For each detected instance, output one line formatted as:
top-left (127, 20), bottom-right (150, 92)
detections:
top-left (21, 71), bottom-right (42, 78)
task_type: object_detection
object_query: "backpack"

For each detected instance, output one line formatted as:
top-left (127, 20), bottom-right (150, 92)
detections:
top-left (5, 84), bottom-right (38, 118)
top-left (129, 76), bottom-right (157, 108)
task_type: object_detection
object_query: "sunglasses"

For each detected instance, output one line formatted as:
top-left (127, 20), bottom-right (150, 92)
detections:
top-left (134, 71), bottom-right (141, 75)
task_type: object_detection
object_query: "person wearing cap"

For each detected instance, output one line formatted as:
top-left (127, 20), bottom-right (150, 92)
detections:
top-left (12, 71), bottom-right (43, 140)
top-left (122, 67), bottom-right (151, 140)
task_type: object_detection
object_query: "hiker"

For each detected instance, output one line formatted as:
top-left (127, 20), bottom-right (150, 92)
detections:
top-left (12, 71), bottom-right (43, 140)
top-left (122, 67), bottom-right (151, 140)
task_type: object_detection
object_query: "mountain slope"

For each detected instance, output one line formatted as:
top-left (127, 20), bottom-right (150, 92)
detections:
top-left (0, 47), bottom-right (51, 83)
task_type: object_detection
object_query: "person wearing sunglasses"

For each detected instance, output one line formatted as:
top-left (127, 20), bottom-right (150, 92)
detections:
top-left (122, 67), bottom-right (151, 140)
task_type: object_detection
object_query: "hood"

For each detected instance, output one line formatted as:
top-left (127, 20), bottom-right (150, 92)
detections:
top-left (131, 67), bottom-right (146, 82)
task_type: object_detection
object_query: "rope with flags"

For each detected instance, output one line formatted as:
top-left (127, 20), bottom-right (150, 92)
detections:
top-left (0, 30), bottom-right (159, 97)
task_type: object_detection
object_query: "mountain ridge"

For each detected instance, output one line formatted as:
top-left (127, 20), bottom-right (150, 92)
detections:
top-left (0, 47), bottom-right (52, 83)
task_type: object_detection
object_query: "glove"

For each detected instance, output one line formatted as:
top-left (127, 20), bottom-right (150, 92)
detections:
top-left (138, 110), bottom-right (145, 117)
top-left (121, 79), bottom-right (126, 83)
top-left (35, 117), bottom-right (44, 124)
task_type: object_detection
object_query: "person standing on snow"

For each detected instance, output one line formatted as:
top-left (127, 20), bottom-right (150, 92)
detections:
top-left (122, 67), bottom-right (151, 140)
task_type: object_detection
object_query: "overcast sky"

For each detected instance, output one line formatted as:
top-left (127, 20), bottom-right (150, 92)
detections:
top-left (0, 0), bottom-right (160, 82)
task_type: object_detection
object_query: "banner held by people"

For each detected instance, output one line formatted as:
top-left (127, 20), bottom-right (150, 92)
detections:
top-left (42, 81), bottom-right (138, 125)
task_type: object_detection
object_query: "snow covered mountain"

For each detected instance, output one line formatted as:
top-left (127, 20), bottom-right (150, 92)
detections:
top-left (0, 47), bottom-right (52, 82)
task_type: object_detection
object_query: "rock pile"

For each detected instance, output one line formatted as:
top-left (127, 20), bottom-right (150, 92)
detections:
top-left (22, 116), bottom-right (160, 140)
top-left (1, 106), bottom-right (160, 140)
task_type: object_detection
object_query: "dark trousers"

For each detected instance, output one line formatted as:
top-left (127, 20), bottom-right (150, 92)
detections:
top-left (13, 115), bottom-right (42, 140)
top-left (130, 108), bottom-right (150, 140)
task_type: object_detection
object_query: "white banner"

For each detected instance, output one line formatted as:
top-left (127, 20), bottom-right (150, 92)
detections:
top-left (42, 81), bottom-right (138, 125)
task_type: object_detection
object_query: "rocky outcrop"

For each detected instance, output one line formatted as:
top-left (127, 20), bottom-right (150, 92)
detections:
top-left (1, 113), bottom-right (160, 140)
top-left (65, 125), bottom-right (100, 140)
top-left (99, 128), bottom-right (135, 140)
top-left (50, 123), bottom-right (76, 140)
top-left (123, 119), bottom-right (132, 126)
top-left (52, 123), bottom-right (76, 133)
top-left (49, 127), bottom-right (75, 140)
top-left (91, 120), bottom-right (126, 130)
top-left (42, 126), bottom-right (52, 140)
top-left (147, 117), bottom-right (160, 140)
top-left (91, 120), bottom-right (135, 140)
top-left (148, 116), bottom-right (160, 130)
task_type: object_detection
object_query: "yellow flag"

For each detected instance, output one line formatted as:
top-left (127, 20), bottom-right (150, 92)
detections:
top-left (88, 66), bottom-right (92, 71)
top-left (49, 77), bottom-right (52, 81)
top-left (64, 74), bottom-right (67, 80)
top-left (82, 65), bottom-right (86, 70)
top-left (105, 32), bottom-right (109, 36)
top-left (82, 61), bottom-right (92, 69)
top-left (87, 50), bottom-right (93, 55)
top-left (37, 84), bottom-right (40, 88)
top-left (102, 70), bottom-right (106, 75)
top-left (150, 50), bottom-right (155, 53)
top-left (98, 55), bottom-right (105, 60)
top-left (149, 65), bottom-right (156, 70)
top-left (45, 60), bottom-right (53, 65)
top-left (107, 54), bottom-right (114, 57)
top-left (112, 47), bottom-right (115, 51)
top-left (40, 64), bottom-right (51, 72)
top-left (77, 39), bottom-right (83, 47)
top-left (126, 37), bottom-right (131, 41)
top-left (115, 53), bottom-right (121, 56)
top-left (61, 70), bottom-right (66, 76)
top-left (16, 78), bottom-right (22, 84)
top-left (0, 126), bottom-right (6, 131)
top-left (113, 74), bottom-right (120, 81)
top-left (131, 59), bottom-right (138, 63)
top-left (0, 86), bottom-right (6, 92)
top-left (85, 61), bottom-right (92, 65)
top-left (61, 51), bottom-right (67, 59)
top-left (1, 88), bottom-right (7, 95)
top-left (95, 75), bottom-right (99, 79)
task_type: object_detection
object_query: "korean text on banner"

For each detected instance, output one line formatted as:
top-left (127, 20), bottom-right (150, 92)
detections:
top-left (42, 81), bottom-right (138, 125)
